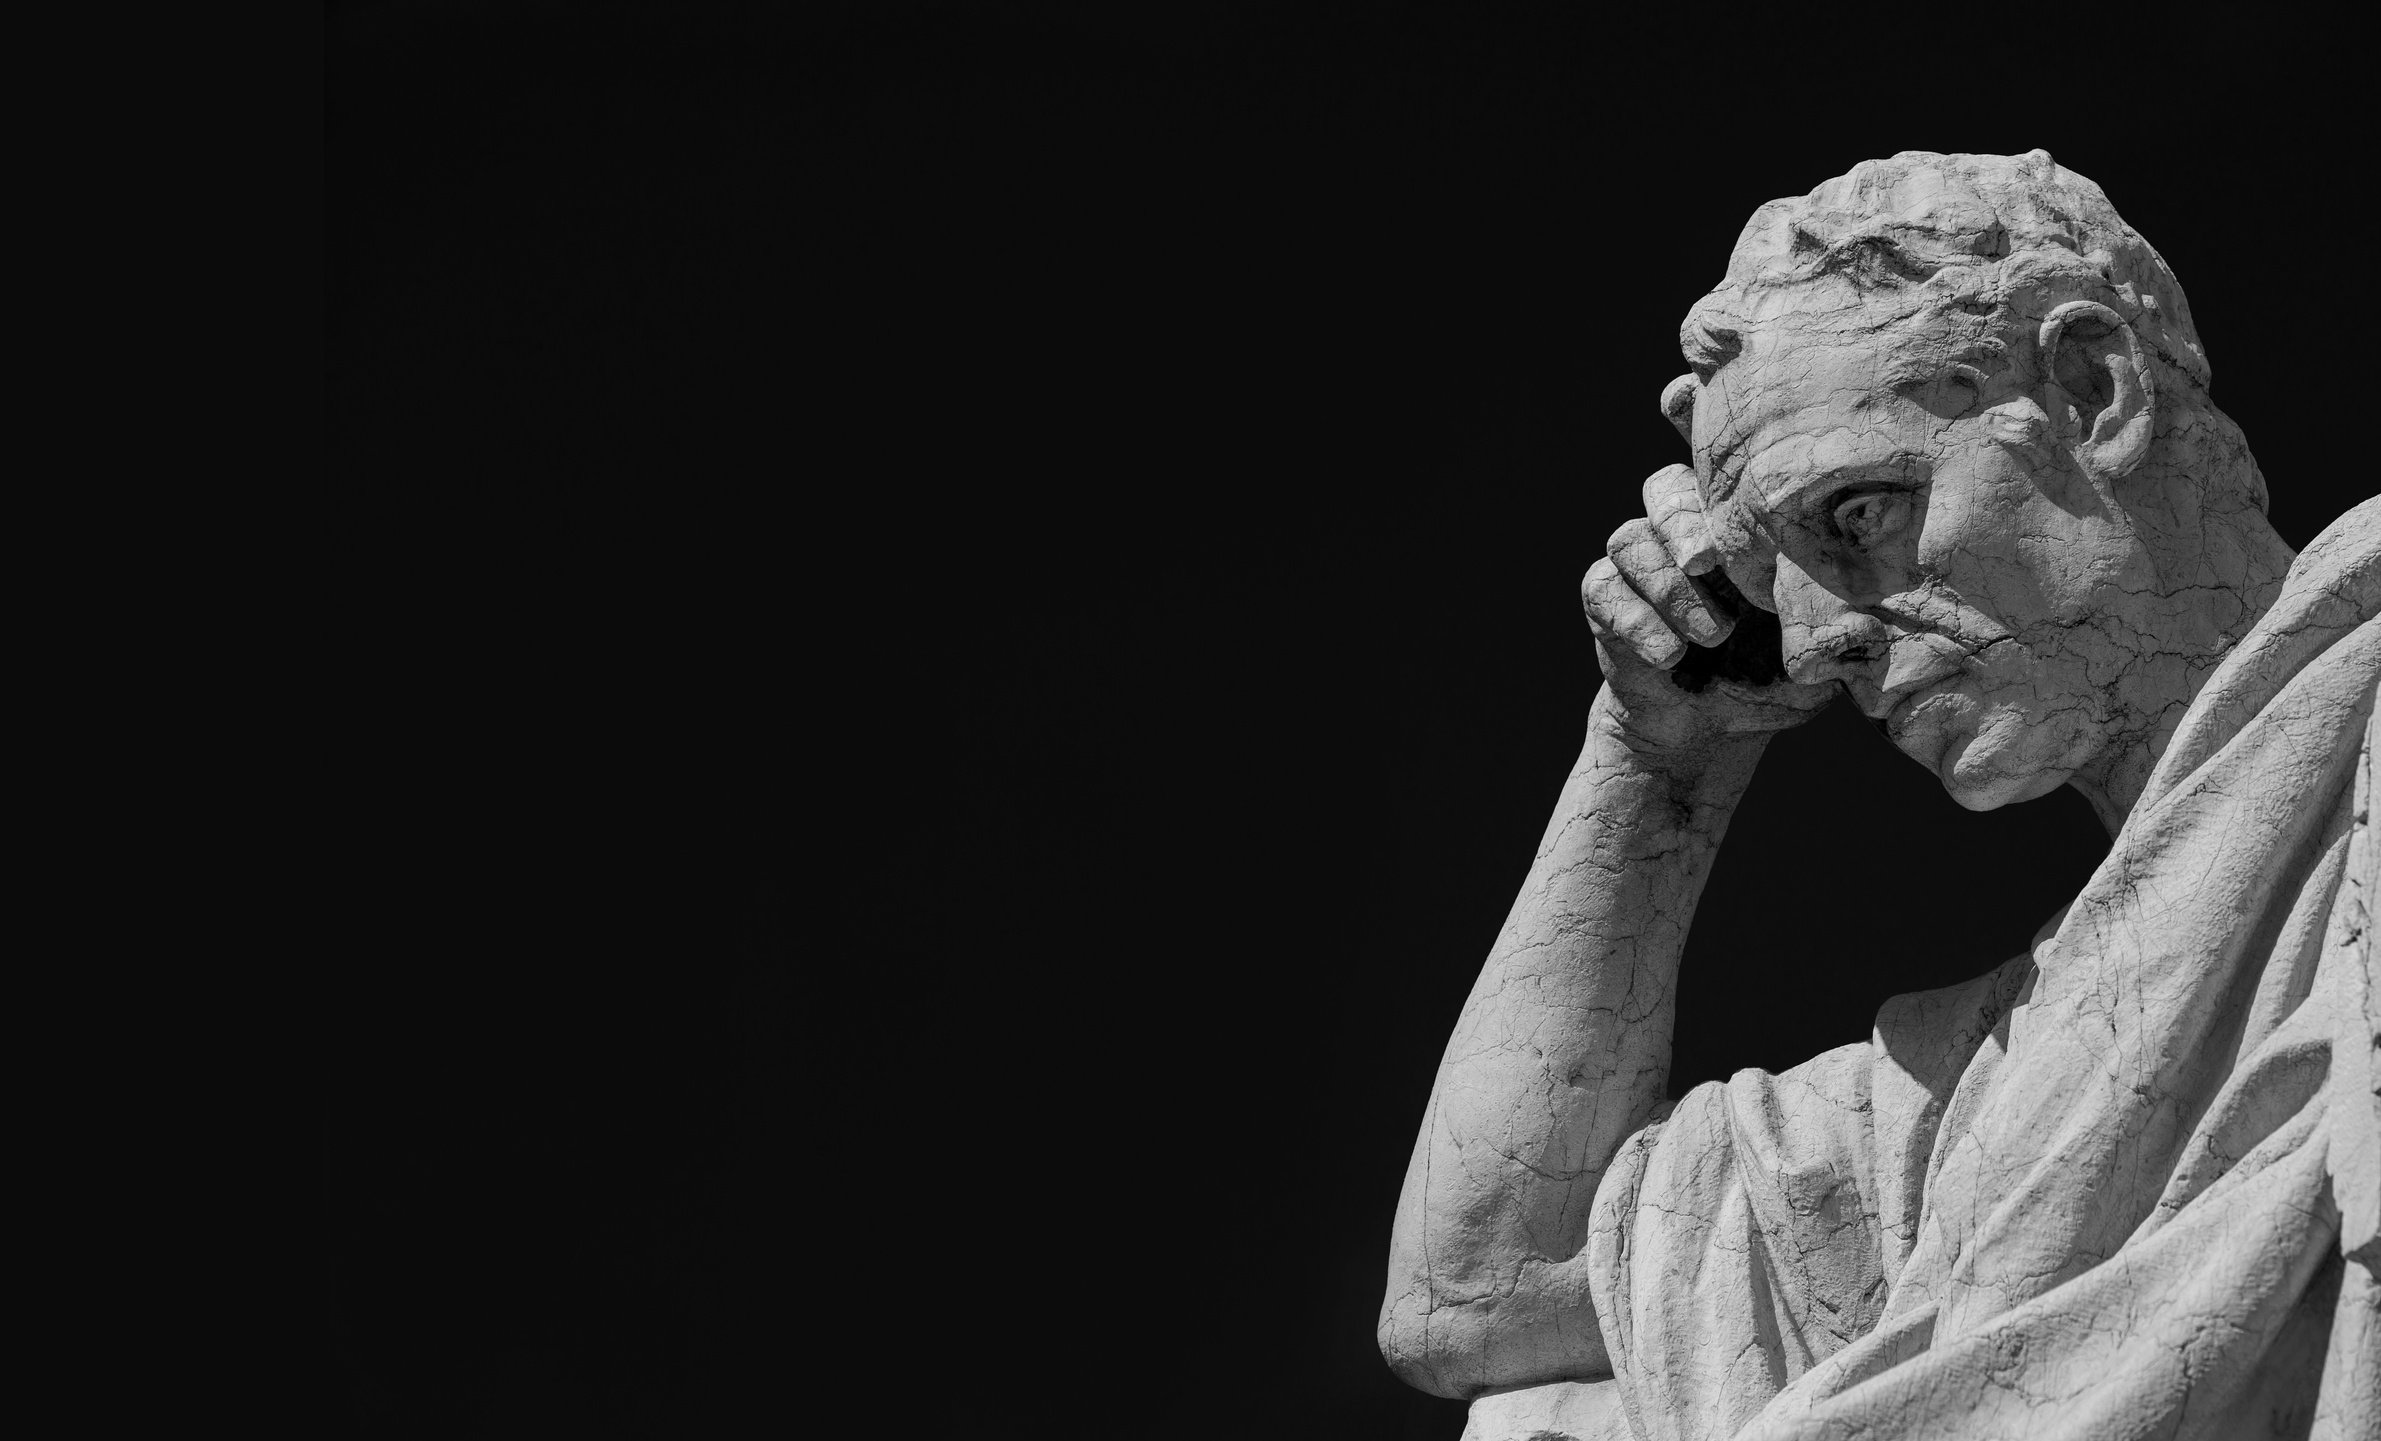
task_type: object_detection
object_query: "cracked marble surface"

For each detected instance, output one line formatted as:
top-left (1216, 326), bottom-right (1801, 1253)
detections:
top-left (1381, 152), bottom-right (2380, 1440)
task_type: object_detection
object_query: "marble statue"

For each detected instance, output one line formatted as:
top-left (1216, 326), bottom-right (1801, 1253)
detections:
top-left (1380, 151), bottom-right (2379, 1440)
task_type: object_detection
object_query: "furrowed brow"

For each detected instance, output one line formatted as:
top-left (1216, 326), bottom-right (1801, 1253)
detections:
top-left (1742, 443), bottom-right (1928, 515)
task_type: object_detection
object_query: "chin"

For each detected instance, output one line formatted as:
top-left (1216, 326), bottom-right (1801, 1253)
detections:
top-left (1934, 715), bottom-right (2080, 811)
top-left (1942, 757), bottom-right (2072, 811)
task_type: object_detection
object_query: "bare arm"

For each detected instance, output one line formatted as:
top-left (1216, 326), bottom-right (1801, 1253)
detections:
top-left (1379, 466), bottom-right (1831, 1400)
top-left (1378, 689), bottom-right (1763, 1396)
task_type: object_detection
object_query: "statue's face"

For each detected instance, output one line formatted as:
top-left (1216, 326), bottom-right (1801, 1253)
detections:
top-left (1698, 320), bottom-right (2159, 810)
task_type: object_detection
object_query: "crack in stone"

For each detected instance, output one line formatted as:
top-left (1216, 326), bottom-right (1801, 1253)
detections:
top-left (1380, 150), bottom-right (2381, 1439)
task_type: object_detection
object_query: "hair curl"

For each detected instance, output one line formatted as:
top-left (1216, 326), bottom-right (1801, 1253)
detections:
top-left (1677, 151), bottom-right (2263, 515)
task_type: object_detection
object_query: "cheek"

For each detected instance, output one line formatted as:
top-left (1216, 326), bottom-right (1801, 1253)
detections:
top-left (1912, 451), bottom-right (2030, 571)
top-left (2009, 507), bottom-right (2148, 626)
top-left (1953, 657), bottom-right (2108, 780)
top-left (1914, 450), bottom-right (2111, 632)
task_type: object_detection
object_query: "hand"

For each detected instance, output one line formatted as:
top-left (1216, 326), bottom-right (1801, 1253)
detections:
top-left (1583, 464), bottom-right (1836, 751)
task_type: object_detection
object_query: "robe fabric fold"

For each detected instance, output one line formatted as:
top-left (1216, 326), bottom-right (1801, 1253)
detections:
top-left (1585, 497), bottom-right (2381, 1440)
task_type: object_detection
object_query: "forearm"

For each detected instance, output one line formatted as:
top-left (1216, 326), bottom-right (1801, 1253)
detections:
top-left (1380, 685), bottom-right (1766, 1398)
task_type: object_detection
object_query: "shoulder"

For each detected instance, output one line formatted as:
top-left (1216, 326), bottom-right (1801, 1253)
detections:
top-left (1871, 950), bottom-right (2035, 1093)
top-left (2295, 494), bottom-right (2381, 586)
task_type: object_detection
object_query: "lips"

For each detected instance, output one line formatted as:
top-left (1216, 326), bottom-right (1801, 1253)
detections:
top-left (1883, 672), bottom-right (1975, 733)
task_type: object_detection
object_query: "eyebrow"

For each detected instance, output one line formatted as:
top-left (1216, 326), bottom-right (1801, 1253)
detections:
top-left (1738, 442), bottom-right (1929, 514)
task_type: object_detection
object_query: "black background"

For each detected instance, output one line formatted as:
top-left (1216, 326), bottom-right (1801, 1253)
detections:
top-left (326, 6), bottom-right (2368, 1436)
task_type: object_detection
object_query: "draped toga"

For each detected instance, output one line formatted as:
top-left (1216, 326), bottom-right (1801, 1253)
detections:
top-left (1578, 497), bottom-right (2381, 1440)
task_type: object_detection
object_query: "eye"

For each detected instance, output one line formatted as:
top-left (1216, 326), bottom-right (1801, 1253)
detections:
top-left (1830, 490), bottom-right (1912, 549)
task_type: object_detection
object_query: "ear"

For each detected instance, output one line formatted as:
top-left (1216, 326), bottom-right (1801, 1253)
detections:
top-left (2037, 300), bottom-right (2156, 484)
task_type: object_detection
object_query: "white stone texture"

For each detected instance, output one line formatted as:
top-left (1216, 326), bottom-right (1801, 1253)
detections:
top-left (1382, 151), bottom-right (2381, 1440)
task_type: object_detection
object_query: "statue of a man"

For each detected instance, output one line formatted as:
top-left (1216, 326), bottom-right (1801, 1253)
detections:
top-left (1381, 151), bottom-right (2379, 1441)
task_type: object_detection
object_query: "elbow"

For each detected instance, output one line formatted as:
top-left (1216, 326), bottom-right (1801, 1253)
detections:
top-left (1377, 1291), bottom-right (1475, 1400)
top-left (1378, 1272), bottom-right (1612, 1401)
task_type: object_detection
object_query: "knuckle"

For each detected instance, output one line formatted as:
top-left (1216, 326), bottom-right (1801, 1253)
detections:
top-left (1606, 519), bottom-right (1663, 565)
top-left (1581, 563), bottom-right (1619, 614)
top-left (1640, 463), bottom-right (1700, 511)
top-left (1657, 518), bottom-right (1718, 574)
top-left (1615, 599), bottom-right (1674, 642)
top-left (1635, 562), bottom-right (1686, 600)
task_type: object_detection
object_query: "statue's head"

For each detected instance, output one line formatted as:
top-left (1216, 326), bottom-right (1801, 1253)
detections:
top-left (1669, 150), bottom-right (2276, 812)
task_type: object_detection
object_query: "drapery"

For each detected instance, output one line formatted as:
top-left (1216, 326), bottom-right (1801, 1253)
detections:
top-left (1584, 498), bottom-right (2381, 1440)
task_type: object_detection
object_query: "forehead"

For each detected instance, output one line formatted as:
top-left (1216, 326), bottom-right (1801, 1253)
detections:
top-left (1693, 317), bottom-right (1961, 514)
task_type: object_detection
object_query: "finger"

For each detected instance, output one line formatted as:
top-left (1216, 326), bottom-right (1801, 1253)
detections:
top-left (1607, 519), bottom-right (1734, 647)
top-left (1638, 464), bottom-right (1721, 576)
top-left (1583, 556), bottom-right (1686, 668)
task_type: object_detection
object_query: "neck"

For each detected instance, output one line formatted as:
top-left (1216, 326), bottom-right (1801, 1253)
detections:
top-left (2068, 719), bottom-right (2176, 837)
top-left (2066, 505), bottom-right (2297, 837)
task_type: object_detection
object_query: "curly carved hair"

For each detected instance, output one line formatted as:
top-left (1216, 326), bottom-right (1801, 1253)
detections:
top-left (1671, 150), bottom-right (2262, 516)
top-left (1678, 150), bottom-right (2208, 387)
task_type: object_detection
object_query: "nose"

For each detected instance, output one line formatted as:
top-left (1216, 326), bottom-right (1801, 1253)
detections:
top-left (1773, 549), bottom-right (1889, 687)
